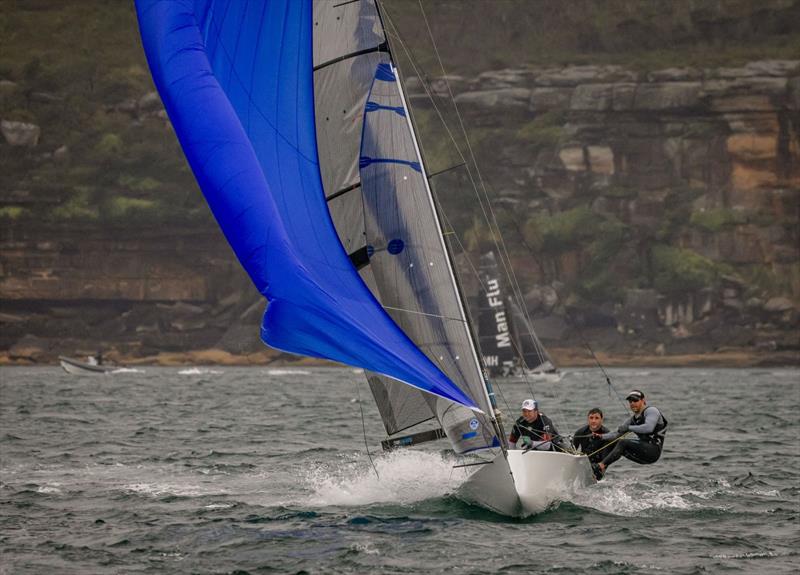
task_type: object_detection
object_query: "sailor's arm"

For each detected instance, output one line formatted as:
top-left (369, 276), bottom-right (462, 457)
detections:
top-left (627, 408), bottom-right (660, 434)
top-left (598, 418), bottom-right (632, 441)
top-left (599, 430), bottom-right (620, 441)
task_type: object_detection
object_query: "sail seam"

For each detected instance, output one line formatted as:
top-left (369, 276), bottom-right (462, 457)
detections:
top-left (381, 305), bottom-right (466, 323)
top-left (204, 8), bottom-right (322, 168)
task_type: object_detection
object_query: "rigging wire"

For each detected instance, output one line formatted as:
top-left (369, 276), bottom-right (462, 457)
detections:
top-left (414, 0), bottom-right (547, 380)
top-left (380, 11), bottom-right (538, 406)
top-left (353, 378), bottom-right (380, 480)
top-left (481, 190), bottom-right (630, 414)
top-left (384, 1), bottom-right (629, 429)
top-left (382, 5), bottom-right (575, 428)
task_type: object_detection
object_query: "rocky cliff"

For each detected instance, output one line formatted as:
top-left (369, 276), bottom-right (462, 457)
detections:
top-left (409, 60), bottom-right (799, 362)
top-left (0, 2), bottom-right (797, 366)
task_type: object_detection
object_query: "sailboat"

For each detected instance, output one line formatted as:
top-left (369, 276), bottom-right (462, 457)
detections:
top-left (478, 251), bottom-right (562, 381)
top-left (477, 251), bottom-right (518, 377)
top-left (136, 0), bottom-right (593, 516)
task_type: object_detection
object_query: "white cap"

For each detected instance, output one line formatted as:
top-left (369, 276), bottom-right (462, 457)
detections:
top-left (521, 399), bottom-right (538, 411)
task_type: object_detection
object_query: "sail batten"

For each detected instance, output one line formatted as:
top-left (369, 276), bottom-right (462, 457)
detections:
top-left (313, 43), bottom-right (389, 71)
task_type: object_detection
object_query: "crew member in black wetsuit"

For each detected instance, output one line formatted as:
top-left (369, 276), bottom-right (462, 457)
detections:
top-left (572, 407), bottom-right (611, 465)
top-left (593, 389), bottom-right (668, 479)
top-left (508, 399), bottom-right (565, 451)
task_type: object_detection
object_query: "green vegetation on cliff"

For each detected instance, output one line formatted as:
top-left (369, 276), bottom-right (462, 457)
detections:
top-left (1, 0), bottom-right (797, 320)
top-left (651, 245), bottom-right (723, 295)
top-left (382, 0), bottom-right (800, 74)
top-left (0, 0), bottom-right (206, 224)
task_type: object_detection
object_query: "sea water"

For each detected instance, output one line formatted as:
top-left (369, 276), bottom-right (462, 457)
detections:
top-left (1, 366), bottom-right (797, 574)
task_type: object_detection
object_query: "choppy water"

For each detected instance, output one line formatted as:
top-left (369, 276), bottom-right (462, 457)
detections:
top-left (1, 366), bottom-right (797, 574)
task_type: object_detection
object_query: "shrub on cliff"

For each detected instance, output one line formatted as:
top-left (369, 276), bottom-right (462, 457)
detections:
top-left (651, 245), bottom-right (720, 295)
top-left (690, 209), bottom-right (746, 232)
top-left (516, 112), bottom-right (565, 151)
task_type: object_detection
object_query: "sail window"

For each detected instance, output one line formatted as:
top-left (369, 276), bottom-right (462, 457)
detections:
top-left (387, 239), bottom-right (404, 254)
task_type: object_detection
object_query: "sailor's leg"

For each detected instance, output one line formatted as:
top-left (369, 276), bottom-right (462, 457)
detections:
top-left (621, 441), bottom-right (661, 464)
top-left (599, 439), bottom-right (631, 468)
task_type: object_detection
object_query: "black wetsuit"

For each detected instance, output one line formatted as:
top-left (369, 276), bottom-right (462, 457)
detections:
top-left (572, 424), bottom-right (611, 464)
top-left (509, 413), bottom-right (563, 450)
top-left (600, 406), bottom-right (668, 468)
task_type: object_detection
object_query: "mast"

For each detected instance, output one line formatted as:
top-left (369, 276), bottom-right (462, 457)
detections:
top-left (374, 1), bottom-right (507, 447)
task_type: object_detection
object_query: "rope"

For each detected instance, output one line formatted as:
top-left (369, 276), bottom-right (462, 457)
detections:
top-left (586, 432), bottom-right (631, 458)
top-left (584, 340), bottom-right (628, 413)
top-left (353, 379), bottom-right (380, 480)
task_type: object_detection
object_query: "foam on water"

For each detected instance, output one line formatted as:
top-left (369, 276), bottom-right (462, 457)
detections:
top-left (178, 367), bottom-right (223, 375)
top-left (572, 475), bottom-right (731, 515)
top-left (36, 485), bottom-right (62, 495)
top-left (110, 368), bottom-right (145, 374)
top-left (304, 450), bottom-right (466, 507)
top-left (203, 503), bottom-right (234, 510)
top-left (266, 369), bottom-right (312, 376)
top-left (124, 481), bottom-right (223, 498)
top-left (713, 551), bottom-right (779, 559)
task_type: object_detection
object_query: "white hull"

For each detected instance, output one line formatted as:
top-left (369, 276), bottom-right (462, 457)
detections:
top-left (59, 356), bottom-right (115, 375)
top-left (521, 370), bottom-right (563, 383)
top-left (458, 450), bottom-right (594, 516)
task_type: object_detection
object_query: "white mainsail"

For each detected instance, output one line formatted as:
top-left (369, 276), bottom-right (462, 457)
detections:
top-left (312, 0), bottom-right (501, 454)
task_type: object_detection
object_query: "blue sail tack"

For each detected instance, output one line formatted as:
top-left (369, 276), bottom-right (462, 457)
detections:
top-left (135, 0), bottom-right (478, 410)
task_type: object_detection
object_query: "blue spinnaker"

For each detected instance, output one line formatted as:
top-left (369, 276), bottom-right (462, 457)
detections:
top-left (135, 0), bottom-right (478, 410)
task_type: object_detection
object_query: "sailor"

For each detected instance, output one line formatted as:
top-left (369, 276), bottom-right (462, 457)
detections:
top-left (508, 399), bottom-right (564, 451)
top-left (592, 389), bottom-right (668, 479)
top-left (572, 407), bottom-right (612, 465)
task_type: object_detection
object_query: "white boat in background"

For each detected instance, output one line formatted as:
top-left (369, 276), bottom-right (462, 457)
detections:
top-left (519, 362), bottom-right (565, 383)
top-left (136, 0), bottom-right (592, 517)
top-left (58, 356), bottom-right (117, 375)
top-left (478, 251), bottom-right (563, 382)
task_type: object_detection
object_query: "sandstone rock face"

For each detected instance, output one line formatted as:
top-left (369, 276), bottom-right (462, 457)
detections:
top-left (454, 88), bottom-right (531, 108)
top-left (429, 63), bottom-right (795, 360)
top-left (2, 58), bottom-right (798, 365)
top-left (1, 120), bottom-right (41, 147)
top-left (0, 224), bottom-right (243, 302)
